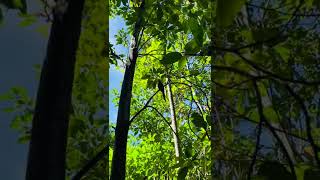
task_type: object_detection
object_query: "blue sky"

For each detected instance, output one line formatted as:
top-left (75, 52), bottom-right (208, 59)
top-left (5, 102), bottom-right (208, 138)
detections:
top-left (0, 5), bottom-right (125, 180)
top-left (109, 16), bottom-right (126, 123)
top-left (0, 7), bottom-right (45, 180)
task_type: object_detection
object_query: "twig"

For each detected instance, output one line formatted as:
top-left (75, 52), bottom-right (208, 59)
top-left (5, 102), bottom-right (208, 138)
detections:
top-left (129, 90), bottom-right (159, 124)
top-left (72, 144), bottom-right (109, 180)
top-left (146, 105), bottom-right (178, 137)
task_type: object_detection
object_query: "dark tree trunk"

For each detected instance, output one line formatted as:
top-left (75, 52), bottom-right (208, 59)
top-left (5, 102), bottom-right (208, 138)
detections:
top-left (110, 35), bottom-right (139, 180)
top-left (110, 1), bottom-right (145, 179)
top-left (26, 0), bottom-right (85, 179)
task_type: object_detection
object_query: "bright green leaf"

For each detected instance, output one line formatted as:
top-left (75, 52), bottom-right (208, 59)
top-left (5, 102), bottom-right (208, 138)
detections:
top-left (178, 56), bottom-right (187, 69)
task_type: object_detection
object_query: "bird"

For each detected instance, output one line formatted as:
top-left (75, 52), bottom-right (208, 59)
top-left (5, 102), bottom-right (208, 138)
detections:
top-left (157, 80), bottom-right (165, 101)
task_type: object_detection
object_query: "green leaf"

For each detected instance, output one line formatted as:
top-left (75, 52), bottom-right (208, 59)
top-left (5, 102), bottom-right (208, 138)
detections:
top-left (191, 112), bottom-right (207, 129)
top-left (2, 107), bottom-right (14, 113)
top-left (295, 164), bottom-right (311, 180)
top-left (68, 149), bottom-right (82, 169)
top-left (10, 116), bottom-right (22, 129)
top-left (274, 45), bottom-right (290, 62)
top-left (18, 134), bottom-right (30, 144)
top-left (0, 92), bottom-right (12, 101)
top-left (185, 40), bottom-right (201, 54)
top-left (160, 52), bottom-right (183, 65)
top-left (178, 56), bottom-right (187, 69)
top-left (216, 0), bottom-right (246, 27)
top-left (18, 15), bottom-right (37, 27)
top-left (188, 18), bottom-right (203, 46)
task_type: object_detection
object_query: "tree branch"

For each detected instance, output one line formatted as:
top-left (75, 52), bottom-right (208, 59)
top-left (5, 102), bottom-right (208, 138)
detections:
top-left (129, 90), bottom-right (160, 124)
top-left (72, 144), bottom-right (109, 180)
top-left (146, 105), bottom-right (179, 138)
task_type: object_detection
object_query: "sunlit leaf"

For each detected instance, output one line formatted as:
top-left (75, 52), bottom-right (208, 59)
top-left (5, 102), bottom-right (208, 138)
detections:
top-left (178, 56), bottom-right (187, 69)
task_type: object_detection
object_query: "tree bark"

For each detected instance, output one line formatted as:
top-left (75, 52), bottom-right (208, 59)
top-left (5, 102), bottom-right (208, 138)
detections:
top-left (166, 78), bottom-right (181, 160)
top-left (110, 1), bottom-right (145, 179)
top-left (26, 0), bottom-right (85, 179)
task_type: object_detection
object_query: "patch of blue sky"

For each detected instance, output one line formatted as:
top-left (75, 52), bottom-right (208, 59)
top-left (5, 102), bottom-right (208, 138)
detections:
top-left (0, 3), bottom-right (46, 179)
top-left (109, 16), bottom-right (127, 123)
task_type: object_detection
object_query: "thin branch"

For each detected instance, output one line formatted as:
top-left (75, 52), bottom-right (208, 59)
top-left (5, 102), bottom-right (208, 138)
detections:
top-left (129, 90), bottom-right (160, 124)
top-left (146, 105), bottom-right (179, 138)
top-left (72, 144), bottom-right (109, 180)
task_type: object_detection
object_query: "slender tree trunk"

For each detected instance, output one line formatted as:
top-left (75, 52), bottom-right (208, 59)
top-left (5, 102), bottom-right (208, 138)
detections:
top-left (166, 78), bottom-right (181, 160)
top-left (26, 0), bottom-right (85, 179)
top-left (272, 123), bottom-right (296, 164)
top-left (110, 1), bottom-right (145, 179)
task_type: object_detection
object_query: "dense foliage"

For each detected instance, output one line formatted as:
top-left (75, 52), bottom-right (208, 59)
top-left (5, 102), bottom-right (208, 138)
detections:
top-left (1, 0), bottom-right (320, 179)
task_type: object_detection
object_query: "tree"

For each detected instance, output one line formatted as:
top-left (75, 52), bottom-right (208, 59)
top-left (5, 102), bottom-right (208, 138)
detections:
top-left (25, 0), bottom-right (86, 179)
top-left (109, 0), bottom-right (212, 178)
top-left (109, 0), bottom-right (320, 179)
top-left (1, 0), bottom-right (109, 179)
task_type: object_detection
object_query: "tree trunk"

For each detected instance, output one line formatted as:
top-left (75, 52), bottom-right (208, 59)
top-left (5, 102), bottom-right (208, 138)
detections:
top-left (110, 59), bottom-right (135, 179)
top-left (26, 0), bottom-right (85, 179)
top-left (110, 1), bottom-right (145, 179)
top-left (166, 78), bottom-right (181, 160)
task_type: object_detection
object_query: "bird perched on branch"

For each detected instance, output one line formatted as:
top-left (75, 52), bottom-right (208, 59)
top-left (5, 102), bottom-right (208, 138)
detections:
top-left (158, 80), bottom-right (165, 101)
